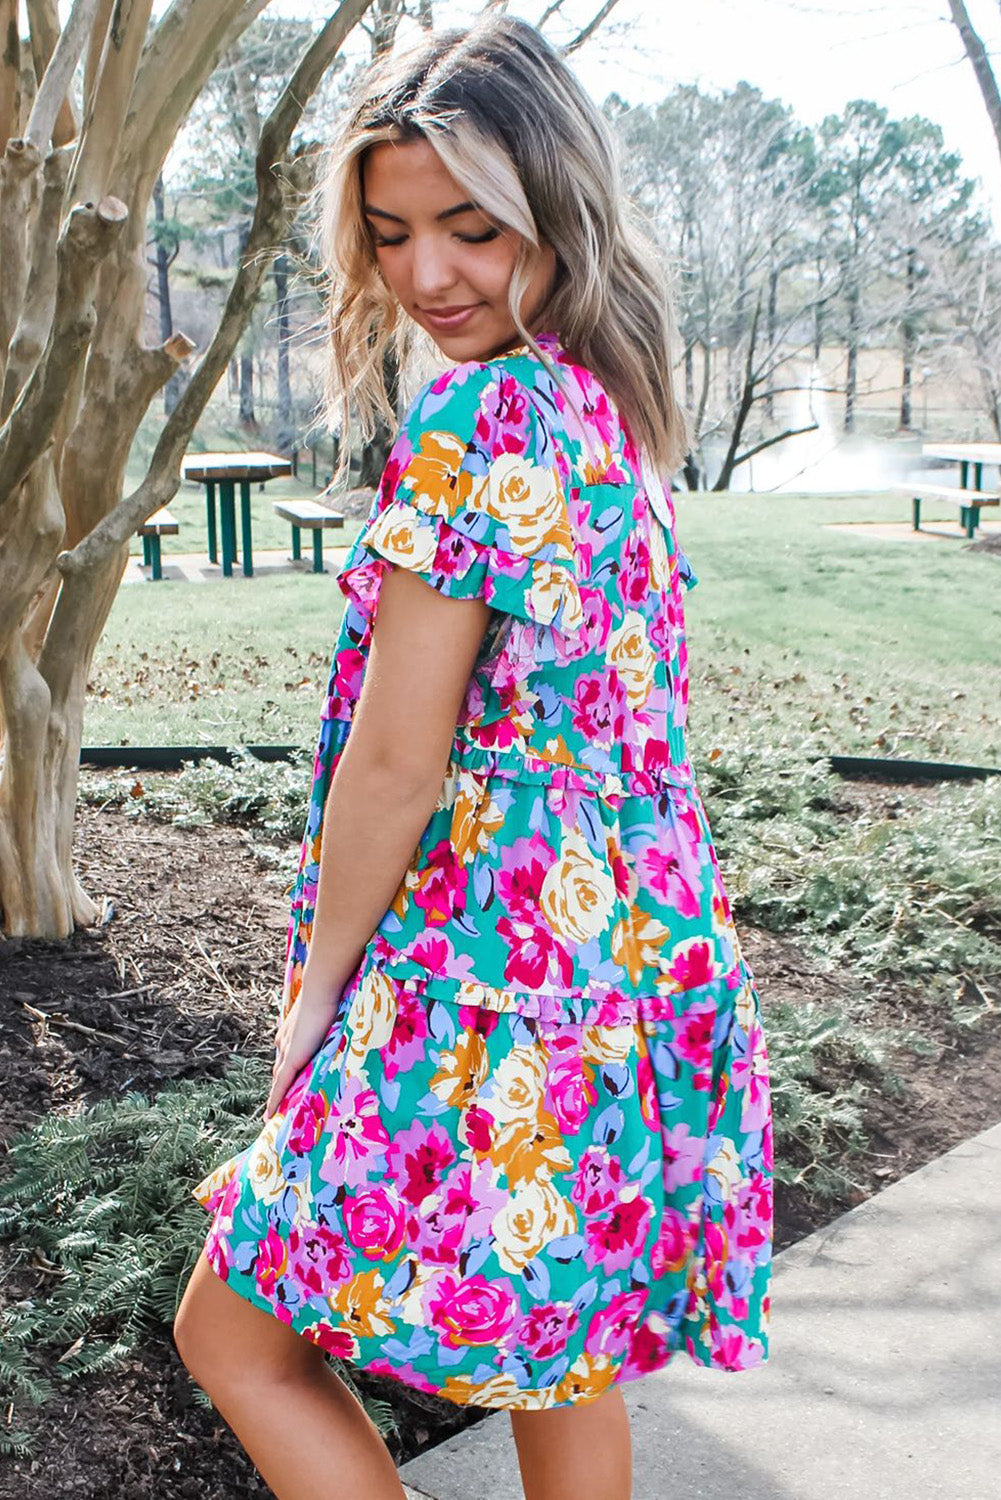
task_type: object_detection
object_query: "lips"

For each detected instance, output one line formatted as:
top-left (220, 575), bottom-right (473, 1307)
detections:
top-left (418, 303), bottom-right (483, 331)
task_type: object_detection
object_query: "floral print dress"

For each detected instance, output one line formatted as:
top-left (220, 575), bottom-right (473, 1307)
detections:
top-left (192, 331), bottom-right (773, 1411)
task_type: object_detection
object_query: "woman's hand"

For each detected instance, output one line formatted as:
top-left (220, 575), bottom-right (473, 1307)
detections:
top-left (263, 985), bottom-right (342, 1122)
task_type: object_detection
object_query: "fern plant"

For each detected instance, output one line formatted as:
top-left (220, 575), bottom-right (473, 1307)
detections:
top-left (0, 1059), bottom-right (398, 1457)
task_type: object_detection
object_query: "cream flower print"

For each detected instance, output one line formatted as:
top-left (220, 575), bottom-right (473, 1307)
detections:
top-left (482, 452), bottom-right (571, 555)
top-left (365, 503), bottom-right (439, 572)
top-left (608, 609), bottom-right (657, 709)
top-left (488, 1044), bottom-right (550, 1125)
top-left (246, 1113), bottom-right (287, 1205)
top-left (541, 828), bottom-right (617, 945)
top-left (491, 1178), bottom-right (577, 1274)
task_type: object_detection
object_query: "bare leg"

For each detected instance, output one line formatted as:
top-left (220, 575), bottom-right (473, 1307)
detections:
top-left (173, 1249), bottom-right (406, 1500)
top-left (510, 1386), bottom-right (632, 1500)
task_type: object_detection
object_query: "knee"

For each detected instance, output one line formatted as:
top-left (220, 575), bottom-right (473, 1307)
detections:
top-left (172, 1276), bottom-right (216, 1391)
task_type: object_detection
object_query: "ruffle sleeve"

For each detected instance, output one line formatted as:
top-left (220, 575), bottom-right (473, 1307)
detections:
top-left (336, 360), bottom-right (585, 642)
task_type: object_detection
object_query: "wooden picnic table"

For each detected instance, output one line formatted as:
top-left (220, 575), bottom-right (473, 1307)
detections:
top-left (922, 442), bottom-right (1001, 492)
top-left (180, 451), bottom-right (293, 577)
top-left (919, 442), bottom-right (1001, 538)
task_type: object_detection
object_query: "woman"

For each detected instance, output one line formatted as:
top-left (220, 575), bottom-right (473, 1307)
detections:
top-left (174, 15), bottom-right (773, 1500)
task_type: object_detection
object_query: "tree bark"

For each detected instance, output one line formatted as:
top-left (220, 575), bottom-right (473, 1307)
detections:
top-left (0, 0), bottom-right (375, 939)
top-left (948, 0), bottom-right (1001, 170)
top-left (274, 251), bottom-right (293, 452)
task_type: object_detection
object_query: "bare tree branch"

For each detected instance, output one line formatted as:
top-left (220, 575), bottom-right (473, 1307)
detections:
top-left (60, 0), bottom-right (374, 575)
top-left (0, 196), bottom-right (128, 512)
top-left (0, 0), bottom-right (21, 153)
top-left (733, 423), bottom-right (820, 470)
top-left (1, 142), bottom-right (75, 420)
top-left (25, 0), bottom-right (101, 153)
top-left (26, 0), bottom-right (79, 145)
top-left (948, 0), bottom-right (1001, 170)
top-left (565, 0), bottom-right (621, 54)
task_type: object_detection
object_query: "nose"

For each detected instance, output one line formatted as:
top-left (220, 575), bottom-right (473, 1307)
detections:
top-left (410, 232), bottom-right (458, 302)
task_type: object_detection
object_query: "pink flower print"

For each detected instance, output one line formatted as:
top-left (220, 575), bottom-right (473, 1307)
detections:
top-left (583, 388), bottom-right (618, 448)
top-left (544, 1054), bottom-right (597, 1134)
top-left (496, 911), bottom-right (562, 991)
top-left (583, 1194), bottom-right (652, 1274)
top-left (620, 530), bottom-right (651, 609)
top-left (457, 1003), bottom-right (501, 1038)
top-left (667, 940), bottom-right (718, 993)
top-left (637, 1046), bottom-right (659, 1131)
top-left (320, 1074), bottom-right (390, 1189)
top-left (522, 1300), bottom-right (580, 1361)
top-left (254, 1225), bottom-right (288, 1299)
top-left (729, 1173), bottom-right (772, 1259)
top-left (640, 843), bottom-right (701, 919)
top-left (710, 1327), bottom-right (763, 1371)
top-left (413, 840), bottom-right (467, 926)
top-left (405, 1199), bottom-right (467, 1267)
top-left (576, 586), bottom-right (614, 655)
top-left (286, 1088), bottom-right (329, 1154)
top-left (286, 1221), bottom-right (353, 1299)
top-left (342, 1184), bottom-right (406, 1260)
top-left (675, 999), bottom-right (717, 1076)
top-left (662, 1120), bottom-right (705, 1191)
top-left (428, 1272), bottom-right (521, 1349)
top-left (572, 1146), bottom-right (625, 1216)
top-left (437, 1159), bottom-right (507, 1243)
top-left (497, 833), bottom-right (550, 912)
top-left (386, 1120), bottom-right (457, 1207)
top-left (383, 987), bottom-right (430, 1081)
top-left (301, 1318), bottom-right (362, 1362)
top-left (584, 1289), bottom-right (648, 1358)
top-left (623, 1319), bottom-right (669, 1378)
top-left (366, 1358), bottom-right (437, 1394)
top-left (458, 1102), bottom-right (495, 1155)
top-left (204, 1224), bottom-right (232, 1281)
top-left (704, 1219), bottom-right (729, 1300)
top-left (571, 673), bottom-right (618, 744)
top-left (650, 1207), bottom-right (697, 1277)
top-left (473, 374), bottom-right (531, 454)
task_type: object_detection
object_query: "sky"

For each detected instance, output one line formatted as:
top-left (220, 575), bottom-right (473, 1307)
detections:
top-left (259, 0), bottom-right (1001, 229)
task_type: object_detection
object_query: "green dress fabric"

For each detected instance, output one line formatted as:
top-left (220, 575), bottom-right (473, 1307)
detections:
top-left (192, 332), bottom-right (773, 1410)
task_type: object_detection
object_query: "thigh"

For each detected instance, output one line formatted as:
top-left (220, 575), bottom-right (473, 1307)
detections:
top-left (175, 1248), bottom-right (325, 1385)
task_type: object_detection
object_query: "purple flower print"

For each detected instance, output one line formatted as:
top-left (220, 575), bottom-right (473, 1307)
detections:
top-left (319, 1074), bottom-right (390, 1189)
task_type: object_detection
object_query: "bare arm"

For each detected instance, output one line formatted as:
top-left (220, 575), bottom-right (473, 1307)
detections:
top-left (264, 563), bottom-right (493, 1115)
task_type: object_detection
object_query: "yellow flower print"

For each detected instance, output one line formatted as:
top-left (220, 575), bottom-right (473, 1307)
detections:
top-left (448, 776), bottom-right (506, 865)
top-left (491, 1177), bottom-right (577, 1274)
top-left (429, 1029), bottom-right (490, 1109)
top-left (490, 1113), bottom-right (573, 1187)
top-left (553, 1352), bottom-right (618, 1404)
top-left (581, 1022), bottom-right (634, 1067)
top-left (541, 829), bottom-right (617, 946)
top-left (403, 430), bottom-right (481, 515)
top-left (328, 1268), bottom-right (397, 1340)
top-left (608, 610), bottom-right (656, 709)
top-left (441, 1371), bottom-right (558, 1409)
top-left (611, 906), bottom-right (672, 987)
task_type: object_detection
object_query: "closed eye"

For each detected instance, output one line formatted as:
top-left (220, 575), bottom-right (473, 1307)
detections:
top-left (368, 226), bottom-right (502, 248)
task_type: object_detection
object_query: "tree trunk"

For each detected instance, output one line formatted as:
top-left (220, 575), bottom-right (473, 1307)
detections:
top-left (948, 0), bottom-right (1001, 171)
top-left (274, 251), bottom-right (294, 453)
top-left (153, 172), bottom-right (184, 414)
top-left (900, 245), bottom-right (915, 431)
top-left (844, 271), bottom-right (860, 433)
top-left (0, 0), bottom-right (375, 939)
top-left (239, 350), bottom-right (255, 425)
top-left (765, 262), bottom-right (779, 421)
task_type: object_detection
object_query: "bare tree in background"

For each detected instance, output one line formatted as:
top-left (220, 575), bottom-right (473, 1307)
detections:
top-left (0, 0), bottom-right (374, 941)
top-left (948, 0), bottom-right (1001, 169)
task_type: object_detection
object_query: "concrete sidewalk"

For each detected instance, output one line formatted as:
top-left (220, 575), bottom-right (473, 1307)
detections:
top-left (400, 1119), bottom-right (1001, 1500)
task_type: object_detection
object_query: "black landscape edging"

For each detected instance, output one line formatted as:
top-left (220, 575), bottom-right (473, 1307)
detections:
top-left (78, 746), bottom-right (1001, 783)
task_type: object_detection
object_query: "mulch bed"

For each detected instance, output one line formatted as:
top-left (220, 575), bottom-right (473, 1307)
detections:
top-left (1, 785), bottom-right (999, 1497)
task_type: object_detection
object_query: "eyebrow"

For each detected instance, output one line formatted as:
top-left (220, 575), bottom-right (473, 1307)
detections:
top-left (363, 200), bottom-right (482, 224)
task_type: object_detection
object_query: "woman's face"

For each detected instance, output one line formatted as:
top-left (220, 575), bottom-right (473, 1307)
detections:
top-left (361, 136), bottom-right (555, 362)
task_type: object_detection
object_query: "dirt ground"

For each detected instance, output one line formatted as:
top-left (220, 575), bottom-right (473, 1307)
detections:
top-left (1, 790), bottom-right (999, 1498)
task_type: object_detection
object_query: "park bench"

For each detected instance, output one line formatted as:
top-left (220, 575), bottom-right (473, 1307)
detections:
top-left (895, 482), bottom-right (1000, 539)
top-left (273, 498), bottom-right (345, 574)
top-left (136, 508), bottom-right (179, 580)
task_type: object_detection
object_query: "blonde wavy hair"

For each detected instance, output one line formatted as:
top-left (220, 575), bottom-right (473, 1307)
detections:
top-left (313, 12), bottom-right (692, 475)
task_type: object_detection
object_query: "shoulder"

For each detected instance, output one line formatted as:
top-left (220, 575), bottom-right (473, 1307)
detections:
top-left (400, 354), bottom-right (556, 467)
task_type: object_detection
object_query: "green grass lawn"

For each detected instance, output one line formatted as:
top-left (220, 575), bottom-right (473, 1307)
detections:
top-left (87, 489), bottom-right (1001, 767)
